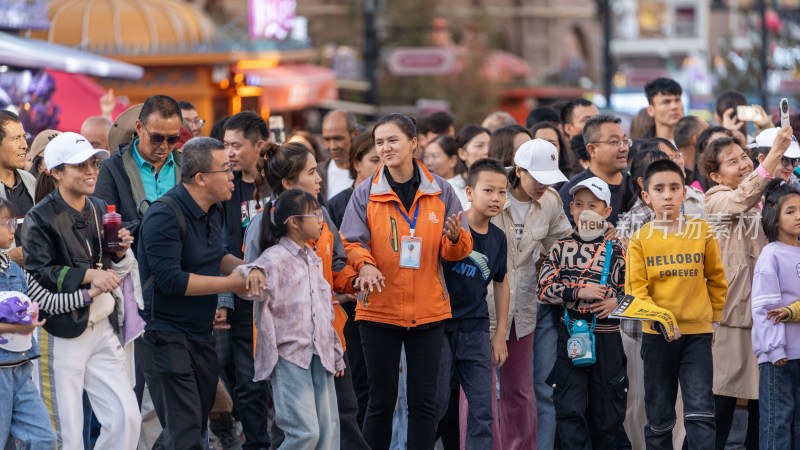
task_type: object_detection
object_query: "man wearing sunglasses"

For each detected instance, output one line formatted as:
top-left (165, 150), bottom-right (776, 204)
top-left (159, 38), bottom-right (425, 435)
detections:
top-left (96, 95), bottom-right (183, 249)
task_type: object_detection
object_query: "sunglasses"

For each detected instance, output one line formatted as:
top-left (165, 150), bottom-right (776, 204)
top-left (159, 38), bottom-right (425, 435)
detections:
top-left (142, 123), bottom-right (180, 146)
top-left (67, 159), bottom-right (103, 171)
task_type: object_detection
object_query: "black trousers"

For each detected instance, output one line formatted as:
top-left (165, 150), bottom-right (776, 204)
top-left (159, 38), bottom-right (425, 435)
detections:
top-left (336, 352), bottom-right (371, 450)
top-left (714, 395), bottom-right (758, 450)
top-left (230, 297), bottom-right (271, 449)
top-left (547, 324), bottom-right (628, 450)
top-left (342, 301), bottom-right (369, 428)
top-left (359, 321), bottom-right (445, 450)
top-left (137, 330), bottom-right (218, 450)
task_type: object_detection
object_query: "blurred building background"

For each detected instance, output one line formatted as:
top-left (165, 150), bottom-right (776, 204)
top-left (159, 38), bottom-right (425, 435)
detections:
top-left (2, 0), bottom-right (800, 133)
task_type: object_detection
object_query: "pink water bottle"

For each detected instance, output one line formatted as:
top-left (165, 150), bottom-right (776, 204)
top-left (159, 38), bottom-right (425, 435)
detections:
top-left (103, 205), bottom-right (122, 252)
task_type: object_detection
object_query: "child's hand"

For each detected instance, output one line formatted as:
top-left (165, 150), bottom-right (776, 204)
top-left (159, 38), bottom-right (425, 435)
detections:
top-left (666, 325), bottom-right (682, 342)
top-left (334, 370), bottom-right (345, 377)
top-left (213, 308), bottom-right (229, 330)
top-left (491, 331), bottom-right (508, 368)
top-left (604, 224), bottom-right (618, 241)
top-left (245, 270), bottom-right (267, 295)
top-left (775, 358), bottom-right (788, 367)
top-left (589, 298), bottom-right (618, 319)
top-left (577, 285), bottom-right (608, 301)
top-left (767, 307), bottom-right (789, 325)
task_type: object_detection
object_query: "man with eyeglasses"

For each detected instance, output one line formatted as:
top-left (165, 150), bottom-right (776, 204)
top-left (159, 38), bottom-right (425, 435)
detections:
top-left (96, 95), bottom-right (183, 248)
top-left (558, 114), bottom-right (630, 227)
top-left (179, 101), bottom-right (205, 138)
top-left (137, 137), bottom-right (250, 449)
top-left (0, 111), bottom-right (36, 264)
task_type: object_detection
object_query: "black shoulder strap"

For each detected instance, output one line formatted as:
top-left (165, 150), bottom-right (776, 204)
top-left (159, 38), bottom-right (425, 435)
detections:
top-left (141, 196), bottom-right (187, 320)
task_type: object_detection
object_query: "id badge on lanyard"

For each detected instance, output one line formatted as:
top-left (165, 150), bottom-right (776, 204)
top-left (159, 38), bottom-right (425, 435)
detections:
top-left (396, 202), bottom-right (422, 269)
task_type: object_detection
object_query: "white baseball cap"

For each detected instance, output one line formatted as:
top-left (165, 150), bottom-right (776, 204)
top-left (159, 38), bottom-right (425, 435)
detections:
top-left (754, 127), bottom-right (800, 158)
top-left (44, 132), bottom-right (110, 171)
top-left (568, 176), bottom-right (612, 205)
top-left (513, 139), bottom-right (568, 185)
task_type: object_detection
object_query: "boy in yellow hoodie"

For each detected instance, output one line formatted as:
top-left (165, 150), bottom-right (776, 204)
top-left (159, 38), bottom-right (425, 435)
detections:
top-left (626, 159), bottom-right (727, 449)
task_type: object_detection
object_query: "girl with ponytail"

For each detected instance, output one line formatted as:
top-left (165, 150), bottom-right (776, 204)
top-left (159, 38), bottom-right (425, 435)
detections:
top-left (238, 189), bottom-right (345, 448)
top-left (243, 141), bottom-right (367, 448)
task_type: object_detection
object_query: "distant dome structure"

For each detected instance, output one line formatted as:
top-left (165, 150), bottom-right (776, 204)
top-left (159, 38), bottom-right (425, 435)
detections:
top-left (31, 0), bottom-right (216, 55)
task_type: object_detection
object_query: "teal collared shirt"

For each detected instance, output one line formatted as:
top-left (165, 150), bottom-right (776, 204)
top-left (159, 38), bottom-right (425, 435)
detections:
top-left (131, 138), bottom-right (176, 201)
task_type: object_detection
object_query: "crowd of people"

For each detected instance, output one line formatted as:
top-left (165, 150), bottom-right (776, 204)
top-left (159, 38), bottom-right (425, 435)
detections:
top-left (1, 77), bottom-right (800, 450)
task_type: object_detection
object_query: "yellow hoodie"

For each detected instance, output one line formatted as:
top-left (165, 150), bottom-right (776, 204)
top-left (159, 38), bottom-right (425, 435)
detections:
top-left (625, 217), bottom-right (727, 335)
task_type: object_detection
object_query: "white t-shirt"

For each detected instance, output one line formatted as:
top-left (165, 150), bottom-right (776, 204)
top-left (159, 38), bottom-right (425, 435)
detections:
top-left (447, 175), bottom-right (470, 211)
top-left (507, 193), bottom-right (531, 246)
top-left (327, 162), bottom-right (354, 200)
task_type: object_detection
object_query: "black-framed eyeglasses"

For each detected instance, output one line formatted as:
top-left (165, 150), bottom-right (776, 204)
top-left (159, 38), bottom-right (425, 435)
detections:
top-left (189, 166), bottom-right (233, 178)
top-left (781, 157), bottom-right (800, 168)
top-left (67, 159), bottom-right (103, 171)
top-left (141, 123), bottom-right (180, 146)
top-left (0, 218), bottom-right (17, 232)
top-left (591, 138), bottom-right (633, 149)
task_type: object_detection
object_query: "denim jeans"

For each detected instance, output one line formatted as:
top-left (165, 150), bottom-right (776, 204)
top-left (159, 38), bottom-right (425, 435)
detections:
top-left (436, 330), bottom-right (494, 449)
top-left (533, 303), bottom-right (558, 450)
top-left (230, 297), bottom-right (270, 449)
top-left (642, 333), bottom-right (715, 450)
top-left (271, 355), bottom-right (339, 449)
top-left (759, 359), bottom-right (800, 450)
top-left (0, 361), bottom-right (57, 449)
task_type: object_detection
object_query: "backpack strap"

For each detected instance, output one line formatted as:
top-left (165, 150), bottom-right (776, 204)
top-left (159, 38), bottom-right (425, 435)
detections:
top-left (141, 196), bottom-right (186, 321)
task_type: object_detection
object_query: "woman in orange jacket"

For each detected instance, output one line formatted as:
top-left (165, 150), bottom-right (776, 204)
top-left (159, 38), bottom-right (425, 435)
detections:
top-left (340, 113), bottom-right (473, 450)
top-left (243, 141), bottom-right (368, 449)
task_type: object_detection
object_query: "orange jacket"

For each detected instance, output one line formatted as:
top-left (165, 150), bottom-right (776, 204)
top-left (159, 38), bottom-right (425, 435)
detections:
top-left (340, 160), bottom-right (473, 327)
top-left (308, 208), bottom-right (358, 351)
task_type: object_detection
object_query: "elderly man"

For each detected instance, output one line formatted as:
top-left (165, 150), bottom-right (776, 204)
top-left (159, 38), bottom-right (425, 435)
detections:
top-left (136, 137), bottom-right (249, 450)
top-left (320, 109), bottom-right (359, 200)
top-left (80, 116), bottom-right (112, 150)
top-left (95, 95), bottom-right (183, 243)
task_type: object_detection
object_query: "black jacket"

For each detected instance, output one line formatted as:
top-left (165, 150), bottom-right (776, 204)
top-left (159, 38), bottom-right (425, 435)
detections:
top-left (95, 141), bottom-right (182, 246)
top-left (23, 190), bottom-right (114, 338)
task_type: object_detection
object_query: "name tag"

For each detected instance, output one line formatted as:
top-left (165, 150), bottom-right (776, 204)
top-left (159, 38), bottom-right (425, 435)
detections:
top-left (399, 236), bottom-right (422, 269)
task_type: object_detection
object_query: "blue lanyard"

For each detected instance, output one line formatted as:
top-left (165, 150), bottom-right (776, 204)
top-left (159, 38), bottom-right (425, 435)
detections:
top-left (395, 202), bottom-right (420, 237)
top-left (599, 240), bottom-right (613, 285)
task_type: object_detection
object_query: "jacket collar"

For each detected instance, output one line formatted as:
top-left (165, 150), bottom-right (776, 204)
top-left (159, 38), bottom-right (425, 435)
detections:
top-left (369, 159), bottom-right (441, 202)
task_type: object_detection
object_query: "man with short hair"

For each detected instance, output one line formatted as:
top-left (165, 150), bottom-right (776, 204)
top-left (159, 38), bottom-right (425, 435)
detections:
top-left (482, 111), bottom-right (516, 133)
top-left (95, 95), bottom-right (183, 243)
top-left (560, 98), bottom-right (599, 140)
top-left (179, 101), bottom-right (205, 137)
top-left (418, 110), bottom-right (456, 153)
top-left (674, 115), bottom-right (709, 183)
top-left (80, 116), bottom-right (112, 150)
top-left (558, 114), bottom-right (630, 227)
top-left (0, 111), bottom-right (35, 254)
top-left (220, 111), bottom-right (271, 449)
top-left (320, 109), bottom-right (359, 200)
top-left (644, 78), bottom-right (684, 142)
top-left (136, 137), bottom-right (249, 450)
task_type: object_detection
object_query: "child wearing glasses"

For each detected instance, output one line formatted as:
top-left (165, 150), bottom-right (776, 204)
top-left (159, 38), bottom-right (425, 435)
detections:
top-left (238, 189), bottom-right (345, 449)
